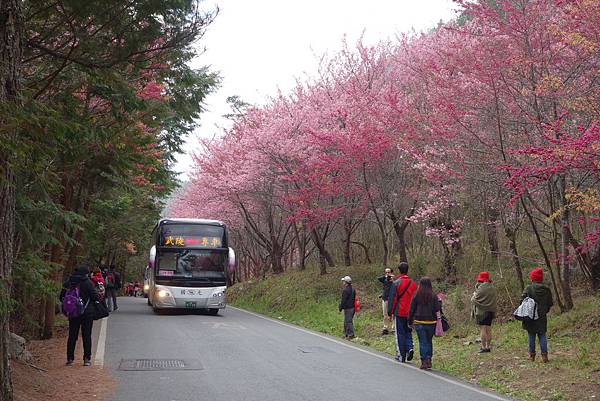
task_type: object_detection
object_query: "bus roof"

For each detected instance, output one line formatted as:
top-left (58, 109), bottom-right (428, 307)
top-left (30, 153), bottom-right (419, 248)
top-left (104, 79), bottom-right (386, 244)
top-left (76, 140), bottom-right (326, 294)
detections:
top-left (158, 218), bottom-right (225, 227)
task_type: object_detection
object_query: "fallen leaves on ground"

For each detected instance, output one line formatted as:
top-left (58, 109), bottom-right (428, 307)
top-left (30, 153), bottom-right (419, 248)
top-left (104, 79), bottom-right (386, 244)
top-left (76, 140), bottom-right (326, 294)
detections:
top-left (12, 327), bottom-right (116, 401)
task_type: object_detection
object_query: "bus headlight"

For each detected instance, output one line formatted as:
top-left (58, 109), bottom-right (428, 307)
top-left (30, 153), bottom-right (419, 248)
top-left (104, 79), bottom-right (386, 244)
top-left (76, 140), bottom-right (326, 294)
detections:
top-left (212, 291), bottom-right (224, 298)
top-left (144, 284), bottom-right (149, 291)
top-left (158, 289), bottom-right (170, 298)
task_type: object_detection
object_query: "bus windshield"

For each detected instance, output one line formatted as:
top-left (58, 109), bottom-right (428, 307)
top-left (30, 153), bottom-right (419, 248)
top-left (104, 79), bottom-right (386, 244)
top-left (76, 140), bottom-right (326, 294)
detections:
top-left (156, 249), bottom-right (226, 279)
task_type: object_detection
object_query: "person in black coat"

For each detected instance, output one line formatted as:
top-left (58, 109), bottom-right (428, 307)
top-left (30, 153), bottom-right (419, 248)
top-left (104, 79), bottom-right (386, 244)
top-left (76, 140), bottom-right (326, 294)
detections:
top-left (338, 276), bottom-right (356, 339)
top-left (59, 264), bottom-right (100, 366)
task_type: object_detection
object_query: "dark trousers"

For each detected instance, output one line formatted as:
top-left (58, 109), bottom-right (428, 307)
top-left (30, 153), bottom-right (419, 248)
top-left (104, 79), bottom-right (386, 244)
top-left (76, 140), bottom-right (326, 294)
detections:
top-left (106, 287), bottom-right (118, 311)
top-left (67, 316), bottom-right (93, 361)
top-left (394, 316), bottom-right (414, 358)
top-left (415, 324), bottom-right (436, 360)
top-left (343, 308), bottom-right (355, 337)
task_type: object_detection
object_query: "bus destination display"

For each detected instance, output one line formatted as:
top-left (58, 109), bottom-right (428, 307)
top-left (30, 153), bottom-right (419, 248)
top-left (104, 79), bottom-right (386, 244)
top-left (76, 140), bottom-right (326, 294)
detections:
top-left (162, 235), bottom-right (222, 248)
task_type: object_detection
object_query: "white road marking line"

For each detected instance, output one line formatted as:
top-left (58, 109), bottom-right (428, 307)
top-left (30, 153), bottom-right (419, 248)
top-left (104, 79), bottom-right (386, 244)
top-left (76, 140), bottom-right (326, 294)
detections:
top-left (94, 317), bottom-right (108, 367)
top-left (231, 306), bottom-right (512, 401)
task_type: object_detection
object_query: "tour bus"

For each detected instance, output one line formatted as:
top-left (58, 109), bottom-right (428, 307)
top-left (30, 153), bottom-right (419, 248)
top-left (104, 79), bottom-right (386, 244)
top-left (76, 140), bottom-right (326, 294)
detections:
top-left (147, 218), bottom-right (235, 315)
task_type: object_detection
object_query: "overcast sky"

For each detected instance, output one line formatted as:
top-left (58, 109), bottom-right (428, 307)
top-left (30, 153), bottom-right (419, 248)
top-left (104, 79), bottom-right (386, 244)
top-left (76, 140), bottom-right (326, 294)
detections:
top-left (175, 0), bottom-right (459, 178)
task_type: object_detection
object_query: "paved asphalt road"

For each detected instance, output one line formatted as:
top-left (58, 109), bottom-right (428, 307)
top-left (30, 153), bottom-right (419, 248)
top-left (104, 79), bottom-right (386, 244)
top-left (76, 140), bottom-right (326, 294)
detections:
top-left (103, 297), bottom-right (512, 401)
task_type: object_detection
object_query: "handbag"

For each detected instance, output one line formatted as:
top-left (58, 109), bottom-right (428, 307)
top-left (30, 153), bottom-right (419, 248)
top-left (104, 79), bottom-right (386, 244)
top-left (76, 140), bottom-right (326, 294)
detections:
top-left (91, 300), bottom-right (110, 320)
top-left (441, 315), bottom-right (450, 332)
top-left (514, 287), bottom-right (538, 321)
top-left (435, 312), bottom-right (444, 337)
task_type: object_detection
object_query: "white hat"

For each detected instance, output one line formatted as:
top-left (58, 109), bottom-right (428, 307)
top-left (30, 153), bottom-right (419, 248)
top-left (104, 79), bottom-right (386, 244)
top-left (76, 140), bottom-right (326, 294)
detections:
top-left (341, 276), bottom-right (352, 283)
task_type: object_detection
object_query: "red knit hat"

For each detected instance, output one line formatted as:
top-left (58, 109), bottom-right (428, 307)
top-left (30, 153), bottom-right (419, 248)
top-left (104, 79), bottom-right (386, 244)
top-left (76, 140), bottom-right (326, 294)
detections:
top-left (530, 267), bottom-right (544, 282)
top-left (476, 271), bottom-right (490, 282)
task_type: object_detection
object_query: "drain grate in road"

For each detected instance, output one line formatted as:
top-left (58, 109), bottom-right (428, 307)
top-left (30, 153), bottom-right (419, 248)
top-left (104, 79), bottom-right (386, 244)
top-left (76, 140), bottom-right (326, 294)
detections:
top-left (118, 359), bottom-right (203, 371)
top-left (297, 346), bottom-right (334, 354)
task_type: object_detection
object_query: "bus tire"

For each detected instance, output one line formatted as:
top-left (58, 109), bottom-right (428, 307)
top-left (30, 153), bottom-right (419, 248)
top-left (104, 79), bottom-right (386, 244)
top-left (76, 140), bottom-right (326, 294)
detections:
top-left (153, 305), bottom-right (161, 314)
top-left (208, 308), bottom-right (219, 316)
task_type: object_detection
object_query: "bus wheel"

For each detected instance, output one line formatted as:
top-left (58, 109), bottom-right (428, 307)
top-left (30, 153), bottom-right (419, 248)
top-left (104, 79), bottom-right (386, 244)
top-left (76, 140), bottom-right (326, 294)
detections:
top-left (208, 308), bottom-right (219, 316)
top-left (153, 306), bottom-right (161, 314)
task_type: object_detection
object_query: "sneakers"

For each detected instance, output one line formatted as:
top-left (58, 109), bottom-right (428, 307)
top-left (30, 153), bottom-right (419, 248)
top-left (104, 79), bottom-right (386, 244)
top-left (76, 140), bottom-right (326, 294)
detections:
top-left (83, 359), bottom-right (92, 367)
top-left (407, 349), bottom-right (414, 361)
top-left (382, 329), bottom-right (389, 335)
top-left (66, 360), bottom-right (74, 367)
top-left (394, 354), bottom-right (406, 363)
top-left (478, 348), bottom-right (491, 353)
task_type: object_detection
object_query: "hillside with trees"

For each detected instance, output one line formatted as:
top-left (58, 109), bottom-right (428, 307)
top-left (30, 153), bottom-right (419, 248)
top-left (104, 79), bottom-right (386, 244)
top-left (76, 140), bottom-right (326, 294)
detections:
top-left (171, 0), bottom-right (600, 309)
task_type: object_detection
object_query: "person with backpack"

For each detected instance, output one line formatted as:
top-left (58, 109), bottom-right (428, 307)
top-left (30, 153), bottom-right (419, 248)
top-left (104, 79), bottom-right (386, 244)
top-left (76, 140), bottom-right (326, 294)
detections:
top-left (104, 265), bottom-right (119, 311)
top-left (522, 267), bottom-right (553, 363)
top-left (338, 276), bottom-right (356, 339)
top-left (377, 267), bottom-right (394, 335)
top-left (471, 271), bottom-right (497, 353)
top-left (387, 261), bottom-right (418, 362)
top-left (91, 267), bottom-right (106, 301)
top-left (408, 277), bottom-right (441, 370)
top-left (59, 264), bottom-right (100, 367)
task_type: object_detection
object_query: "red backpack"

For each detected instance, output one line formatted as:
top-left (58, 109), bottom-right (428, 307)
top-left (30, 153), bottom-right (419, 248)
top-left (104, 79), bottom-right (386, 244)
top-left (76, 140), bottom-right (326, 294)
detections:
top-left (354, 291), bottom-right (360, 312)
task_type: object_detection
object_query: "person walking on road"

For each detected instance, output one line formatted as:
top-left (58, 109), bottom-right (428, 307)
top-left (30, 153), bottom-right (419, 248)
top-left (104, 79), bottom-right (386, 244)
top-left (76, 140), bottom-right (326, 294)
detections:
top-left (60, 264), bottom-right (100, 367)
top-left (522, 267), bottom-right (553, 363)
top-left (377, 267), bottom-right (394, 335)
top-left (104, 265), bottom-right (121, 311)
top-left (408, 277), bottom-right (441, 370)
top-left (339, 276), bottom-right (356, 339)
top-left (471, 271), bottom-right (497, 353)
top-left (387, 261), bottom-right (417, 362)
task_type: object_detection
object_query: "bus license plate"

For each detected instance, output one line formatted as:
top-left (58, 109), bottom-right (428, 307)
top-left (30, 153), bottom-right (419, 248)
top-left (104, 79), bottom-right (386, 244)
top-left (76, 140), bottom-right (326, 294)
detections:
top-left (185, 301), bottom-right (197, 309)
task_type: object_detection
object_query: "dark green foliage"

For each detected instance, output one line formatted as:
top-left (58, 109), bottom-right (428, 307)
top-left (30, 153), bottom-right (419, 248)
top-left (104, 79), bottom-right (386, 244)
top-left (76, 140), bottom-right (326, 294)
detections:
top-left (7, 0), bottom-right (220, 338)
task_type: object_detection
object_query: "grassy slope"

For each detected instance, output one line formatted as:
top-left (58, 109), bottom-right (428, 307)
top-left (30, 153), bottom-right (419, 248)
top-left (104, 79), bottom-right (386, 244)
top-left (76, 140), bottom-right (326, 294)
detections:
top-left (228, 264), bottom-right (600, 401)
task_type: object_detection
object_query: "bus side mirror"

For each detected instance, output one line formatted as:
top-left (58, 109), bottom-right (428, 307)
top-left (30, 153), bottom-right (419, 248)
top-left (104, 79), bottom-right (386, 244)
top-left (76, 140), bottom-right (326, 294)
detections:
top-left (228, 247), bottom-right (236, 274)
top-left (149, 245), bottom-right (156, 269)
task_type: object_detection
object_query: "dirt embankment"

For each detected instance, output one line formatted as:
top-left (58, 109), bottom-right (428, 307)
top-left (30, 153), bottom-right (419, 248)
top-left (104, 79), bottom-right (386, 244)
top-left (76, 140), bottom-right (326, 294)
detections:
top-left (12, 327), bottom-right (115, 401)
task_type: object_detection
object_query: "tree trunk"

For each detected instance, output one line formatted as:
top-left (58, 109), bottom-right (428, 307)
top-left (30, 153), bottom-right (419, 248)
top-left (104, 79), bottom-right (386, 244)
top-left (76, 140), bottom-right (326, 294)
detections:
top-left (310, 229), bottom-right (328, 275)
top-left (270, 238), bottom-right (284, 274)
top-left (557, 176), bottom-right (574, 310)
top-left (505, 227), bottom-right (525, 291)
top-left (590, 248), bottom-right (600, 291)
top-left (486, 207), bottom-right (500, 260)
top-left (0, 0), bottom-right (23, 398)
top-left (292, 223), bottom-right (306, 271)
top-left (351, 242), bottom-right (372, 264)
top-left (390, 211), bottom-right (409, 263)
top-left (521, 198), bottom-right (565, 311)
top-left (343, 220), bottom-right (352, 267)
top-left (441, 240), bottom-right (457, 284)
top-left (42, 244), bottom-right (64, 339)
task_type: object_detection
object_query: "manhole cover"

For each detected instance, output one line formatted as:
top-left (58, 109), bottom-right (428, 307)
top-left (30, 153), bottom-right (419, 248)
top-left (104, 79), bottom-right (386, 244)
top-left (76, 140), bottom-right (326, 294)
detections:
top-left (118, 359), bottom-right (203, 371)
top-left (297, 346), bottom-right (334, 354)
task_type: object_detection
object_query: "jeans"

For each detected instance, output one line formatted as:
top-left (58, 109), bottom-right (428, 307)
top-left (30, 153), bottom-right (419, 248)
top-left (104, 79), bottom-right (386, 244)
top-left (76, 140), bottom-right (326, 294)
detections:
top-left (394, 316), bottom-right (414, 358)
top-left (528, 332), bottom-right (548, 354)
top-left (67, 316), bottom-right (94, 361)
top-left (106, 288), bottom-right (118, 311)
top-left (415, 324), bottom-right (436, 360)
top-left (343, 308), bottom-right (355, 337)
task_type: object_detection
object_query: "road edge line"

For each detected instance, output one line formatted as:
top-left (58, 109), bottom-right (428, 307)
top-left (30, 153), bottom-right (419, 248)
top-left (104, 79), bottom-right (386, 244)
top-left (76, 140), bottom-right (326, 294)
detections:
top-left (230, 306), bottom-right (513, 401)
top-left (94, 317), bottom-right (108, 367)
